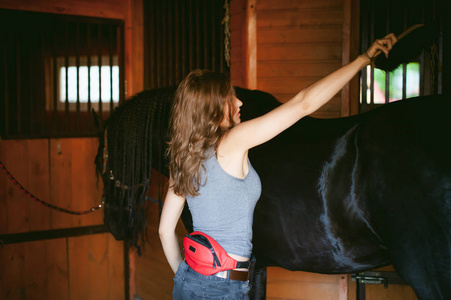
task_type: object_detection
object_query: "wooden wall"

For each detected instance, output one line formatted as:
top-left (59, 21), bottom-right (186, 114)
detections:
top-left (0, 0), bottom-right (144, 299)
top-left (230, 0), bottom-right (356, 119)
top-left (0, 139), bottom-right (124, 299)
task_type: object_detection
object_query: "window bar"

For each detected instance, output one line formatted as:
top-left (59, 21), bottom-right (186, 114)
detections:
top-left (369, 0), bottom-right (375, 109)
top-left (118, 23), bottom-right (125, 104)
top-left (3, 31), bottom-right (9, 136)
top-left (39, 31), bottom-right (47, 136)
top-left (402, 63), bottom-right (407, 100)
top-left (189, 0), bottom-right (195, 72)
top-left (29, 34), bottom-right (34, 135)
top-left (97, 23), bottom-right (103, 115)
top-left (385, 0), bottom-right (390, 104)
top-left (370, 65), bottom-right (375, 109)
top-left (196, 1), bottom-right (201, 69)
top-left (16, 34), bottom-right (21, 136)
top-left (154, 0), bottom-right (161, 88)
top-left (219, 0), bottom-right (225, 72)
top-left (401, 6), bottom-right (407, 100)
top-left (385, 70), bottom-right (390, 104)
top-left (174, 0), bottom-right (180, 84)
top-left (76, 22), bottom-right (81, 132)
top-left (107, 25), bottom-right (112, 112)
top-left (181, 0), bottom-right (188, 80)
top-left (203, 0), bottom-right (209, 69)
top-left (211, 0), bottom-right (217, 72)
top-left (64, 23), bottom-right (70, 134)
top-left (162, 0), bottom-right (168, 87)
top-left (437, 21), bottom-right (443, 94)
top-left (167, 0), bottom-right (173, 86)
top-left (87, 24), bottom-right (92, 114)
top-left (52, 25), bottom-right (58, 136)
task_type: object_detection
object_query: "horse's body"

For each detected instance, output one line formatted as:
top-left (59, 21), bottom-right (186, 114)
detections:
top-left (97, 87), bottom-right (450, 300)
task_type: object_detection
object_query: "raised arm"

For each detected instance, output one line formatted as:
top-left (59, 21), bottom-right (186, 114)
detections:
top-left (223, 34), bottom-right (397, 152)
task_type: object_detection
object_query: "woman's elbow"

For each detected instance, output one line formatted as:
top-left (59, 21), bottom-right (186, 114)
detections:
top-left (158, 223), bottom-right (175, 242)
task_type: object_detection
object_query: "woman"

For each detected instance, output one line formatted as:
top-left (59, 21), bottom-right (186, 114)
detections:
top-left (159, 34), bottom-right (397, 299)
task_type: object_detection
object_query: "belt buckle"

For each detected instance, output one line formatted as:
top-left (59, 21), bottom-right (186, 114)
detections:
top-left (213, 270), bottom-right (228, 279)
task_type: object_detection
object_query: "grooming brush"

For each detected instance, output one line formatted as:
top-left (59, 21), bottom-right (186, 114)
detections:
top-left (372, 24), bottom-right (434, 72)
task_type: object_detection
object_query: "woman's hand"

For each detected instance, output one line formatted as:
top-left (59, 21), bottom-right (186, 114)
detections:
top-left (364, 33), bottom-right (398, 60)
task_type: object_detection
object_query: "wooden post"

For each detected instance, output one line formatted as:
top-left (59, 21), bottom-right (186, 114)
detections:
top-left (242, 0), bottom-right (257, 90)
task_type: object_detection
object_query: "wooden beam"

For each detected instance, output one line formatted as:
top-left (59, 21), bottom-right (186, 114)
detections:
top-left (341, 0), bottom-right (351, 117)
top-left (242, 0), bottom-right (257, 89)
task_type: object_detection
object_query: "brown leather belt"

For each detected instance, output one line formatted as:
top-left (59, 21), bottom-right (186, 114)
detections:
top-left (213, 269), bottom-right (249, 281)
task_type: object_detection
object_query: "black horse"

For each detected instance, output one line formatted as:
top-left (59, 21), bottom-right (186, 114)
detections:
top-left (96, 87), bottom-right (450, 300)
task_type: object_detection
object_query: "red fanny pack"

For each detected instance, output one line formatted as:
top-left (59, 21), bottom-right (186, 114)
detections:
top-left (183, 231), bottom-right (249, 276)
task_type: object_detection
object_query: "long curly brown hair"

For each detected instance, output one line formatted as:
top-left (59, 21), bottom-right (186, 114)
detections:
top-left (168, 69), bottom-right (235, 197)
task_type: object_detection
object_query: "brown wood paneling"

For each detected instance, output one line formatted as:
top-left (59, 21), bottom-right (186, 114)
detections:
top-left (267, 267), bottom-right (346, 300)
top-left (1, 242), bottom-right (26, 298)
top-left (26, 139), bottom-right (52, 231)
top-left (46, 238), bottom-right (69, 299)
top-left (230, 0), bottom-right (246, 88)
top-left (257, 27), bottom-right (343, 45)
top-left (257, 0), bottom-right (342, 11)
top-left (257, 9), bottom-right (342, 28)
top-left (256, 0), bottom-right (344, 119)
top-left (258, 44), bottom-right (342, 61)
top-left (258, 61), bottom-right (342, 78)
top-left (0, 0), bottom-right (127, 19)
top-left (0, 239), bottom-right (69, 299)
top-left (68, 233), bottom-right (124, 300)
top-left (1, 140), bottom-right (30, 234)
top-left (49, 138), bottom-right (103, 229)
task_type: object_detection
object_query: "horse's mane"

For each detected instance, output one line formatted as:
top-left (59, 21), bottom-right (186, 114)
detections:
top-left (95, 86), bottom-right (175, 253)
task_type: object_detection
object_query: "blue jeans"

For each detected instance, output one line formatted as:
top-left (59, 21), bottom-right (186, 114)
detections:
top-left (173, 261), bottom-right (251, 299)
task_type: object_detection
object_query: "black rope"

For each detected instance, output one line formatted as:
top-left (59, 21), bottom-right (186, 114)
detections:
top-left (0, 160), bottom-right (102, 215)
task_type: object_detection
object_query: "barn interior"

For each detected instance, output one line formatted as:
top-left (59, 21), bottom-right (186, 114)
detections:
top-left (0, 0), bottom-right (449, 299)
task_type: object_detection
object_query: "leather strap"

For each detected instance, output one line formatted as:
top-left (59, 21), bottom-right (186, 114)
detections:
top-left (213, 269), bottom-right (249, 281)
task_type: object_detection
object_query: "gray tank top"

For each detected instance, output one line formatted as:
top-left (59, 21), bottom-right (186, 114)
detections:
top-left (186, 150), bottom-right (262, 258)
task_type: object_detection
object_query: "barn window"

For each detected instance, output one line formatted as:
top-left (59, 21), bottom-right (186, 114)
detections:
top-left (55, 56), bottom-right (119, 112)
top-left (359, 0), bottom-right (442, 113)
top-left (360, 62), bottom-right (420, 105)
top-left (0, 9), bottom-right (125, 139)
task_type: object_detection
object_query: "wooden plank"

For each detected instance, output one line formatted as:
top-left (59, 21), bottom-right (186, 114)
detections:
top-left (1, 140), bottom-right (30, 234)
top-left (258, 0), bottom-right (342, 11)
top-left (243, 0), bottom-right (257, 89)
top-left (0, 141), bottom-right (9, 234)
top-left (68, 234), bottom-right (91, 299)
top-left (257, 9), bottom-right (342, 28)
top-left (257, 61), bottom-right (342, 78)
top-left (68, 233), bottom-right (123, 300)
top-left (27, 139), bottom-right (51, 232)
top-left (267, 268), bottom-right (345, 299)
top-left (230, 0), bottom-right (245, 86)
top-left (0, 0), bottom-right (128, 19)
top-left (130, 0), bottom-right (144, 96)
top-left (268, 267), bottom-right (340, 283)
top-left (50, 139), bottom-right (74, 229)
top-left (1, 243), bottom-right (26, 299)
top-left (70, 138), bottom-right (103, 227)
top-left (257, 27), bottom-right (342, 45)
top-left (46, 238), bottom-right (69, 299)
top-left (258, 44), bottom-right (342, 61)
top-left (87, 233), bottom-right (109, 299)
top-left (24, 240), bottom-right (48, 299)
top-left (258, 77), bottom-right (322, 94)
top-left (106, 234), bottom-right (125, 300)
